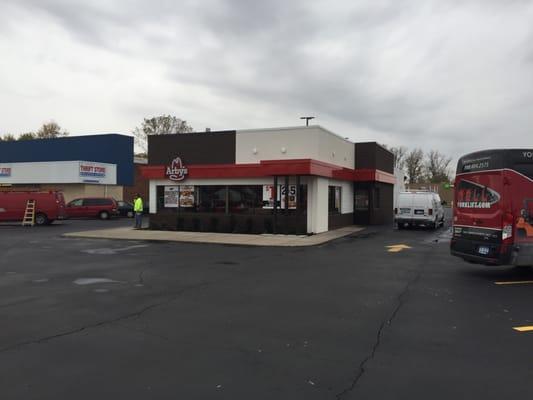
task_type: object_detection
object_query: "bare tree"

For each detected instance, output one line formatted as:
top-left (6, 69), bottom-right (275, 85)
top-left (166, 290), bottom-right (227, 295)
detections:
top-left (18, 132), bottom-right (37, 140)
top-left (36, 122), bottom-right (69, 139)
top-left (0, 133), bottom-right (16, 141)
top-left (425, 150), bottom-right (452, 183)
top-left (389, 146), bottom-right (408, 170)
top-left (404, 148), bottom-right (424, 183)
top-left (133, 115), bottom-right (193, 153)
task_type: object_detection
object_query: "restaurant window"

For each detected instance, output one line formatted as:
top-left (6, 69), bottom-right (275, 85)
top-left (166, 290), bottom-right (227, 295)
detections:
top-left (156, 184), bottom-right (308, 214)
top-left (194, 186), bottom-right (226, 213)
top-left (328, 186), bottom-right (341, 214)
top-left (228, 186), bottom-right (263, 214)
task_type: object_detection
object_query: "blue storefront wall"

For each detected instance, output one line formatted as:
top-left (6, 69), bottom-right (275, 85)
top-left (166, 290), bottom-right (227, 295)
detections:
top-left (0, 134), bottom-right (134, 185)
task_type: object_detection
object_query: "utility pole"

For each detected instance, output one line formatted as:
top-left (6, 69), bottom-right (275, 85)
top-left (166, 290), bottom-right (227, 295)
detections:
top-left (300, 116), bottom-right (315, 126)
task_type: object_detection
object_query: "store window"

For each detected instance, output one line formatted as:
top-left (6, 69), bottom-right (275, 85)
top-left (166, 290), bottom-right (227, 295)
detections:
top-left (328, 186), bottom-right (341, 214)
top-left (197, 186), bottom-right (226, 213)
top-left (228, 186), bottom-right (263, 214)
top-left (156, 184), bottom-right (308, 214)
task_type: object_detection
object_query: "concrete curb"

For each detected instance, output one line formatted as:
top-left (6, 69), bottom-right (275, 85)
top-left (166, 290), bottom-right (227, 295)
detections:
top-left (62, 226), bottom-right (366, 247)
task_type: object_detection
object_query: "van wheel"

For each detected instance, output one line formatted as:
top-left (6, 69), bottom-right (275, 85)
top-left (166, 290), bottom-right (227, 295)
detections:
top-left (35, 213), bottom-right (48, 226)
top-left (99, 211), bottom-right (110, 220)
top-left (398, 223), bottom-right (405, 230)
top-left (429, 221), bottom-right (437, 229)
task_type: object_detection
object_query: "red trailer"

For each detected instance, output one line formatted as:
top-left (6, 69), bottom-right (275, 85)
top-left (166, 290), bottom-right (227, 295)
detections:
top-left (450, 149), bottom-right (533, 266)
top-left (0, 191), bottom-right (66, 225)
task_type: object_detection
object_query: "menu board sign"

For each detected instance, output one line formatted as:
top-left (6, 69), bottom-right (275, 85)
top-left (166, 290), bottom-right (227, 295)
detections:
top-left (164, 186), bottom-right (179, 208)
top-left (179, 185), bottom-right (195, 208)
top-left (164, 185), bottom-right (195, 208)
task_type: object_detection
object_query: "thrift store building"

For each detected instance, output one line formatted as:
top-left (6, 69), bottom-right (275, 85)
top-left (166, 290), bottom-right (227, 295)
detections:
top-left (142, 126), bottom-right (395, 234)
top-left (0, 134), bottom-right (134, 202)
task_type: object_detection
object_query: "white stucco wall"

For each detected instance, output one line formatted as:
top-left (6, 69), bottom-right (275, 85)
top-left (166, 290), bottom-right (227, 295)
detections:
top-left (307, 177), bottom-right (329, 233)
top-left (235, 126), bottom-right (354, 168)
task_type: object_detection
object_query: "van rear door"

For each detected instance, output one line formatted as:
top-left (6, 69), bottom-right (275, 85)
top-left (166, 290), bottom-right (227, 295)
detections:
top-left (398, 193), bottom-right (414, 218)
top-left (412, 194), bottom-right (429, 219)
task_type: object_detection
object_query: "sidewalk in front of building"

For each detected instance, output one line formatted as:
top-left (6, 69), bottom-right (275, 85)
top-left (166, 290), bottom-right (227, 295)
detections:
top-left (62, 225), bottom-right (365, 247)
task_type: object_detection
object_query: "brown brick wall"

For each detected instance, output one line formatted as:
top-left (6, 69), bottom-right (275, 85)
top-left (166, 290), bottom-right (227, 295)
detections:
top-left (123, 164), bottom-right (149, 204)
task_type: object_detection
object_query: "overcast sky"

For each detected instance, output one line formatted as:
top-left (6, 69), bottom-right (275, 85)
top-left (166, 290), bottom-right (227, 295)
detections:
top-left (1, 0), bottom-right (532, 158)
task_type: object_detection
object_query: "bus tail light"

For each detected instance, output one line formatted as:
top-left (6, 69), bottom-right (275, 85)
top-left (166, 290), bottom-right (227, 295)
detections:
top-left (502, 212), bottom-right (514, 242)
top-left (428, 208), bottom-right (433, 216)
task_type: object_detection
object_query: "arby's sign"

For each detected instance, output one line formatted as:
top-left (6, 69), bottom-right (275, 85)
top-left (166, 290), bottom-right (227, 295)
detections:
top-left (166, 157), bottom-right (188, 181)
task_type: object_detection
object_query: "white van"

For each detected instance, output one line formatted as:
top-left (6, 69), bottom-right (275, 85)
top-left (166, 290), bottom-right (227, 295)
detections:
top-left (395, 191), bottom-right (445, 229)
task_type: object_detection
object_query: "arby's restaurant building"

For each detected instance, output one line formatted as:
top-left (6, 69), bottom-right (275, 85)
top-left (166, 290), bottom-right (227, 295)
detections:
top-left (141, 126), bottom-right (396, 234)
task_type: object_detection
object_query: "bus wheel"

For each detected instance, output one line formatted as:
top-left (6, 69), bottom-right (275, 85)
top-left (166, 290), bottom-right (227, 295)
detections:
top-left (35, 213), bottom-right (48, 226)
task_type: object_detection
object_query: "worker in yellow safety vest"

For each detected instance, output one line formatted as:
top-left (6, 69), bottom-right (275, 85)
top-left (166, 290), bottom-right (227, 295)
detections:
top-left (133, 193), bottom-right (144, 229)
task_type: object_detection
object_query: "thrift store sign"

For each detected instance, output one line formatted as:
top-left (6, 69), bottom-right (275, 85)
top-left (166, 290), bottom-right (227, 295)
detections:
top-left (166, 157), bottom-right (188, 181)
top-left (0, 167), bottom-right (11, 177)
top-left (79, 163), bottom-right (107, 178)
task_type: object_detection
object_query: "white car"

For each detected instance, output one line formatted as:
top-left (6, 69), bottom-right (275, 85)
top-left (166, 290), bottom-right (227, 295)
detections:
top-left (395, 191), bottom-right (445, 229)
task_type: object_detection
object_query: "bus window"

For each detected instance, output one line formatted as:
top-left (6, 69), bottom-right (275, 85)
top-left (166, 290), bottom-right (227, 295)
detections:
top-left (513, 163), bottom-right (533, 179)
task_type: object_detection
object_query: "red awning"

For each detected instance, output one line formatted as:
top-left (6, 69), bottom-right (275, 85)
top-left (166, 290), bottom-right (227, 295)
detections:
top-left (141, 159), bottom-right (396, 184)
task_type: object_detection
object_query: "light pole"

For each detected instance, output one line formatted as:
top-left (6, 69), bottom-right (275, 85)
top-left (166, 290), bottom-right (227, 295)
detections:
top-left (300, 116), bottom-right (315, 126)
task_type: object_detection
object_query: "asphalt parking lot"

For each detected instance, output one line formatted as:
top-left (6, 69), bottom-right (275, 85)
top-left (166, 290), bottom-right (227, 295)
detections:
top-left (1, 217), bottom-right (533, 399)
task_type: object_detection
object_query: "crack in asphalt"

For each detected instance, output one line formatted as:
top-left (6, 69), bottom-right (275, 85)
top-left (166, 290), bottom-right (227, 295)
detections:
top-left (335, 250), bottom-right (428, 399)
top-left (0, 281), bottom-right (210, 354)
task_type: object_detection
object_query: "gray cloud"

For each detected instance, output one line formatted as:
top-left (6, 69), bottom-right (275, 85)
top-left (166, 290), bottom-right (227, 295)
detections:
top-left (1, 0), bottom-right (533, 160)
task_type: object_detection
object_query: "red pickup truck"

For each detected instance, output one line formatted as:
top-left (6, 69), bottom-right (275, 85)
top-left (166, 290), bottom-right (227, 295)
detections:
top-left (0, 191), bottom-right (67, 225)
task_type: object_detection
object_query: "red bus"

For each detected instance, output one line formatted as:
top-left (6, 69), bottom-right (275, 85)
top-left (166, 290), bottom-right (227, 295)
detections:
top-left (0, 191), bottom-right (66, 225)
top-left (450, 149), bottom-right (533, 266)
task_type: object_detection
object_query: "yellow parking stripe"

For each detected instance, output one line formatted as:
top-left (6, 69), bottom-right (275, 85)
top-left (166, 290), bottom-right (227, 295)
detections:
top-left (494, 280), bottom-right (533, 286)
top-left (386, 244), bottom-right (412, 253)
top-left (513, 326), bottom-right (533, 332)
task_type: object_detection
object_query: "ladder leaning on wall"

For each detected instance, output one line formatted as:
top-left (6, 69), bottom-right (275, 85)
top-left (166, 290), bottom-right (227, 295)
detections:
top-left (22, 200), bottom-right (36, 227)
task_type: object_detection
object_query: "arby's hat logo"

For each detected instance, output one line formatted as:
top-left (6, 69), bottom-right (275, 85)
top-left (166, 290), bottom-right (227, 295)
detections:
top-left (166, 157), bottom-right (188, 181)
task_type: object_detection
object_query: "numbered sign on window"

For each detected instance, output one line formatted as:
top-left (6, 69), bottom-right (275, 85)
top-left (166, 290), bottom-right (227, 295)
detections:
top-left (262, 185), bottom-right (297, 209)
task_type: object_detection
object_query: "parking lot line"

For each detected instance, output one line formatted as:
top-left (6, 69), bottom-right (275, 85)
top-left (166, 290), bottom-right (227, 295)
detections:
top-left (494, 280), bottom-right (533, 286)
top-left (513, 326), bottom-right (533, 332)
top-left (386, 244), bottom-right (412, 253)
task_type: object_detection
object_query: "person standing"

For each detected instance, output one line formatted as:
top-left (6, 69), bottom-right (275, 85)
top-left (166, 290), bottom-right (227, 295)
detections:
top-left (133, 193), bottom-right (144, 229)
